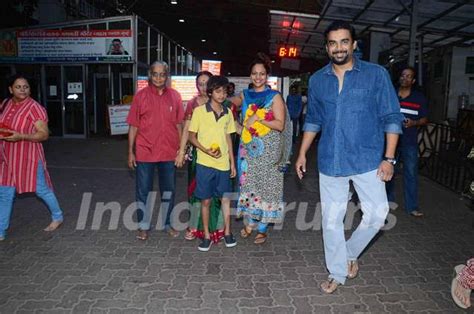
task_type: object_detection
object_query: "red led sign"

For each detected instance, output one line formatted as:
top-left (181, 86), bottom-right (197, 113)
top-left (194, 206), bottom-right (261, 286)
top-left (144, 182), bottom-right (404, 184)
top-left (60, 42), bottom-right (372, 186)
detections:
top-left (278, 46), bottom-right (298, 58)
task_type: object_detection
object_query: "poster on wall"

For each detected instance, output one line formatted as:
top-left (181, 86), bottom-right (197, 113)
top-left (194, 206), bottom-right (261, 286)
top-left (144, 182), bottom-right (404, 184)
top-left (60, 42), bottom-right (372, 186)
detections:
top-left (202, 60), bottom-right (222, 75)
top-left (0, 29), bottom-right (134, 63)
top-left (0, 31), bottom-right (17, 57)
top-left (108, 105), bottom-right (131, 135)
top-left (171, 76), bottom-right (197, 102)
top-left (136, 76), bottom-right (149, 92)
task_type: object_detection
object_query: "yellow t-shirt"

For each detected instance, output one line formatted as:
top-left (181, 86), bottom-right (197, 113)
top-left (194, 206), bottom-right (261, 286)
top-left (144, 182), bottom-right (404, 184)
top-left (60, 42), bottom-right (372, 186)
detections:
top-left (188, 103), bottom-right (236, 171)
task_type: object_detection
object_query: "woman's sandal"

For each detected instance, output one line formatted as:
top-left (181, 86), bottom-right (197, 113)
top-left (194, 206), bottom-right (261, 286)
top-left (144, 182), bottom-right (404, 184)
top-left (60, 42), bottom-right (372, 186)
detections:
top-left (347, 260), bottom-right (359, 279)
top-left (240, 226), bottom-right (253, 238)
top-left (136, 229), bottom-right (149, 241)
top-left (451, 264), bottom-right (471, 309)
top-left (184, 228), bottom-right (196, 241)
top-left (254, 232), bottom-right (267, 245)
top-left (320, 278), bottom-right (341, 294)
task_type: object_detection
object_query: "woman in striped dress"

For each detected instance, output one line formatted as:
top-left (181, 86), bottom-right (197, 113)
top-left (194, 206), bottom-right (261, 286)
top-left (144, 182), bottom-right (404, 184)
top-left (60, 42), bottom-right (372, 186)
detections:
top-left (0, 74), bottom-right (63, 241)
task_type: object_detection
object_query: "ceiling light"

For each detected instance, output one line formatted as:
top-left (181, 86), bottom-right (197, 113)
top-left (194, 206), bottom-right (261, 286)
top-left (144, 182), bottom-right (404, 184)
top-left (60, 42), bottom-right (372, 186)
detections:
top-left (395, 15), bottom-right (400, 22)
top-left (201, 39), bottom-right (206, 42)
top-left (269, 10), bottom-right (319, 19)
top-left (271, 60), bottom-right (275, 63)
top-left (171, 1), bottom-right (178, 4)
top-left (179, 19), bottom-right (185, 23)
top-left (213, 51), bottom-right (217, 55)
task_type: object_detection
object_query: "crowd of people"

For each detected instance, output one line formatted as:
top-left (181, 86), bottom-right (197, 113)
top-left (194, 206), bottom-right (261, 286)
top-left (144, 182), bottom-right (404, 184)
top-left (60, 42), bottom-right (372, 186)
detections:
top-left (0, 20), bottom-right (471, 304)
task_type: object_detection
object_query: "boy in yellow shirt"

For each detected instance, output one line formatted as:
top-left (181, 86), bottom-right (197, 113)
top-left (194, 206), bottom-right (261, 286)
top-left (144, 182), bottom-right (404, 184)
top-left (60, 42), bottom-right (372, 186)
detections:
top-left (189, 76), bottom-right (237, 251)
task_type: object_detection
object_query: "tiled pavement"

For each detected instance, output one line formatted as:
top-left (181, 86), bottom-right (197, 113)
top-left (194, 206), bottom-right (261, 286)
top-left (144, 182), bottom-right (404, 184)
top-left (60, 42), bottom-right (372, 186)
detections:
top-left (0, 138), bottom-right (472, 313)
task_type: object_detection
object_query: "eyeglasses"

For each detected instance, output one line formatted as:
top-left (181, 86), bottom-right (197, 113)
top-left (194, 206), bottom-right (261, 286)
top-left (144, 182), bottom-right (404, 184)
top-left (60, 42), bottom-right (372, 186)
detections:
top-left (151, 72), bottom-right (167, 78)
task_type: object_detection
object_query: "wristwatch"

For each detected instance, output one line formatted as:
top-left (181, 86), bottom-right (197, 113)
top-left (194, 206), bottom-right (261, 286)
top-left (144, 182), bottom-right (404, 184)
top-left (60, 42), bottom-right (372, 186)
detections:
top-left (383, 157), bottom-right (397, 166)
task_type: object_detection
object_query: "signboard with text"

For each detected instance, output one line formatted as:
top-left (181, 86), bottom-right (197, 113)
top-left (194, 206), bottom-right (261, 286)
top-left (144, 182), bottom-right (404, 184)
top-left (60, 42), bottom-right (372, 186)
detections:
top-left (171, 76), bottom-right (197, 102)
top-left (108, 104), bottom-right (131, 135)
top-left (0, 29), bottom-right (134, 63)
top-left (201, 60), bottom-right (222, 75)
top-left (136, 76), bottom-right (149, 92)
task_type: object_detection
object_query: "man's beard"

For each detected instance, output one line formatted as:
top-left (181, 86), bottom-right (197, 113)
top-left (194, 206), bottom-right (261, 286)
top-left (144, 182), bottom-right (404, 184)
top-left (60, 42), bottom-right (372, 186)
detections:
top-left (329, 51), bottom-right (351, 65)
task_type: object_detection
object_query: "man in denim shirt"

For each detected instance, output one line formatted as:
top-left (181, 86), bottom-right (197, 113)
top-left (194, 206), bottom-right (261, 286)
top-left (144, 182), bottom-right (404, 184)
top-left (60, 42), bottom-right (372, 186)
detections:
top-left (296, 21), bottom-right (404, 293)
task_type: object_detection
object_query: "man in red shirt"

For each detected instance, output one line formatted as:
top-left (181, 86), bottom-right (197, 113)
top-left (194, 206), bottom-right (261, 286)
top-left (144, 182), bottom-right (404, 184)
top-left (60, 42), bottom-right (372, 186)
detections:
top-left (127, 61), bottom-right (184, 240)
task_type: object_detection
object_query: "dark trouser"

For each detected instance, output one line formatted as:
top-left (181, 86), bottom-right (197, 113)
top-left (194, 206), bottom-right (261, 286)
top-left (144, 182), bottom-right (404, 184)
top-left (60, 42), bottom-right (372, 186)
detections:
top-left (136, 161), bottom-right (176, 230)
top-left (292, 118), bottom-right (299, 143)
top-left (386, 145), bottom-right (419, 213)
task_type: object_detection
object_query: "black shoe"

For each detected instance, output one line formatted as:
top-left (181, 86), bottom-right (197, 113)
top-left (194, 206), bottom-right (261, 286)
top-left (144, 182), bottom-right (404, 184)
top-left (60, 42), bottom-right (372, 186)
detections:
top-left (198, 238), bottom-right (212, 252)
top-left (224, 234), bottom-right (237, 248)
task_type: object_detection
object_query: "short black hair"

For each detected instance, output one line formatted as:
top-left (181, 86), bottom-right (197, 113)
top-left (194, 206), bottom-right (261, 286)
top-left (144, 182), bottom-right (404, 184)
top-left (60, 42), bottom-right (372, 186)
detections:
top-left (324, 20), bottom-right (356, 42)
top-left (112, 38), bottom-right (122, 43)
top-left (249, 52), bottom-right (272, 75)
top-left (207, 76), bottom-right (229, 96)
top-left (401, 66), bottom-right (416, 77)
top-left (228, 82), bottom-right (235, 88)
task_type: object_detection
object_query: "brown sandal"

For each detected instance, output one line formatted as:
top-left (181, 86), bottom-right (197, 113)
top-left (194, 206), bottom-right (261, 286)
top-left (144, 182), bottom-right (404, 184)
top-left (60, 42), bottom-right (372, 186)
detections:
top-left (320, 278), bottom-right (341, 294)
top-left (347, 260), bottom-right (359, 279)
top-left (136, 229), bottom-right (149, 241)
top-left (184, 228), bottom-right (196, 241)
top-left (44, 220), bottom-right (63, 232)
top-left (254, 232), bottom-right (267, 245)
top-left (240, 226), bottom-right (253, 238)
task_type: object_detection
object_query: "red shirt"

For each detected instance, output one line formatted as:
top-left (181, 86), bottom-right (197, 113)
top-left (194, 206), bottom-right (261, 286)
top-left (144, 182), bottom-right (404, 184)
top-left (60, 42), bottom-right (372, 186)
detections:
top-left (184, 96), bottom-right (199, 120)
top-left (127, 85), bottom-right (184, 162)
top-left (0, 97), bottom-right (53, 193)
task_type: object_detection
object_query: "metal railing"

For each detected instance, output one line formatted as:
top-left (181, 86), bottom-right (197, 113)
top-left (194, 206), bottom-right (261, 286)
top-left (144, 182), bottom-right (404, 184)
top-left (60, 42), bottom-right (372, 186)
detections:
top-left (418, 122), bottom-right (473, 193)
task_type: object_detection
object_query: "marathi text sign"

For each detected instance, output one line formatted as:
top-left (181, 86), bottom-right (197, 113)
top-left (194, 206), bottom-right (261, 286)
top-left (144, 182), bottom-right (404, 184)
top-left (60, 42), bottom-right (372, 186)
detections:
top-left (6, 29), bottom-right (134, 63)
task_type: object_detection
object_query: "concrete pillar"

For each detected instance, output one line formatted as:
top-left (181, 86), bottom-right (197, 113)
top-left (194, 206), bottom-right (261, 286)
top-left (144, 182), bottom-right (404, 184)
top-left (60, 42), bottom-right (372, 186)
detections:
top-left (408, 0), bottom-right (419, 67)
top-left (418, 35), bottom-right (423, 86)
top-left (369, 32), bottom-right (391, 64)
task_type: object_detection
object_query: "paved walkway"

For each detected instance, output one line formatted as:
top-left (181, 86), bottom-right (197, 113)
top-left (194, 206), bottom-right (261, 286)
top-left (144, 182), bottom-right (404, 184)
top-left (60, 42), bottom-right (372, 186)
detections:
top-left (0, 138), bottom-right (472, 313)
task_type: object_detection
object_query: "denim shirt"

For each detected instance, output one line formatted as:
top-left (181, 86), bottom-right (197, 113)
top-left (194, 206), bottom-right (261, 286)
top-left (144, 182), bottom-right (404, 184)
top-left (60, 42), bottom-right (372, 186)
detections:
top-left (303, 58), bottom-right (404, 177)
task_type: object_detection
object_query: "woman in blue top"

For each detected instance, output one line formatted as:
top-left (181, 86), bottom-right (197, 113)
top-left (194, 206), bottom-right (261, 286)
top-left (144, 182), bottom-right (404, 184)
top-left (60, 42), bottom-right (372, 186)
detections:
top-left (231, 53), bottom-right (291, 244)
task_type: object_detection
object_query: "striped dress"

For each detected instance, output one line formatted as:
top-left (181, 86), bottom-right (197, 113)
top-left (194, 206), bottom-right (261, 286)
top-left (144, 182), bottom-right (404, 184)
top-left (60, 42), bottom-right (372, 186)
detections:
top-left (0, 97), bottom-right (52, 193)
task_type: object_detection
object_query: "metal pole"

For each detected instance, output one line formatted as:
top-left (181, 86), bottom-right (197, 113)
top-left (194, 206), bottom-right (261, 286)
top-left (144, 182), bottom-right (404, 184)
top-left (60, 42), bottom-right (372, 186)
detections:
top-left (418, 35), bottom-right (423, 86)
top-left (147, 26), bottom-right (150, 65)
top-left (158, 34), bottom-right (161, 61)
top-left (175, 45), bottom-right (178, 75)
top-left (168, 41), bottom-right (171, 68)
top-left (408, 0), bottom-right (418, 67)
top-left (181, 49), bottom-right (184, 75)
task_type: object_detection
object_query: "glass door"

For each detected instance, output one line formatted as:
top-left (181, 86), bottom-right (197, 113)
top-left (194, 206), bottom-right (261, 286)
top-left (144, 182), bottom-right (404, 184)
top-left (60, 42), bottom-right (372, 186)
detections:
top-left (93, 74), bottom-right (110, 135)
top-left (63, 65), bottom-right (86, 137)
top-left (119, 73), bottom-right (133, 102)
top-left (44, 65), bottom-right (63, 136)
